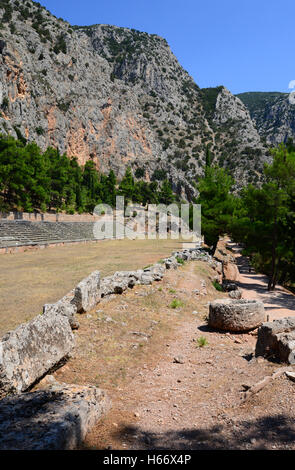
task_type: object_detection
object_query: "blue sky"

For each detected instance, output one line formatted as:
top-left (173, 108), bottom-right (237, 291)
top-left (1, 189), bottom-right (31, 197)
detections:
top-left (40, 0), bottom-right (294, 95)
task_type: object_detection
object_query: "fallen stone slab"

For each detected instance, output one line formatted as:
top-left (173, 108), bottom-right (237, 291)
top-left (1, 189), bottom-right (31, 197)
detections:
top-left (100, 276), bottom-right (116, 297)
top-left (118, 270), bottom-right (144, 288)
top-left (0, 313), bottom-right (74, 398)
top-left (43, 294), bottom-right (79, 330)
top-left (173, 250), bottom-right (191, 261)
top-left (100, 270), bottom-right (142, 298)
top-left (110, 272), bottom-right (130, 294)
top-left (72, 270), bottom-right (100, 313)
top-left (143, 264), bottom-right (166, 281)
top-left (140, 272), bottom-right (154, 285)
top-left (0, 380), bottom-right (110, 450)
top-left (164, 256), bottom-right (178, 269)
top-left (255, 317), bottom-right (295, 363)
top-left (229, 289), bottom-right (242, 300)
top-left (209, 299), bottom-right (265, 332)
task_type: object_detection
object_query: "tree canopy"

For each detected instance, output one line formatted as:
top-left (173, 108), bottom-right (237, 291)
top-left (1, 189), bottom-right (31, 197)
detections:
top-left (0, 134), bottom-right (176, 213)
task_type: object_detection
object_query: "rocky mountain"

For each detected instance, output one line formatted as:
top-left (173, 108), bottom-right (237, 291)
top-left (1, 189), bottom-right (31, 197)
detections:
top-left (237, 91), bottom-right (295, 146)
top-left (0, 0), bottom-right (270, 199)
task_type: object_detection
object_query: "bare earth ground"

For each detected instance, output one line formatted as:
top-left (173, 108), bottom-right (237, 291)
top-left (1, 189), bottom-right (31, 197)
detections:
top-left (0, 238), bottom-right (182, 336)
top-left (47, 248), bottom-right (295, 450)
top-left (4, 237), bottom-right (295, 449)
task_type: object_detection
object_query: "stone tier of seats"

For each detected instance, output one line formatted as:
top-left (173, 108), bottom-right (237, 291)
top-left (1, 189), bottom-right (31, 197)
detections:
top-left (0, 221), bottom-right (98, 248)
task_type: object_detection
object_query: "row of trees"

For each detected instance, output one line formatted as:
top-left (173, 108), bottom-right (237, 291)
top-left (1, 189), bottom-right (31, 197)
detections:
top-left (2, 132), bottom-right (295, 291)
top-left (0, 134), bottom-right (175, 213)
top-left (197, 142), bottom-right (295, 291)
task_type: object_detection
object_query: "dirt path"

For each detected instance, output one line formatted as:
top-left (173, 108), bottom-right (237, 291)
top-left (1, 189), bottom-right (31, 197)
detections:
top-left (228, 242), bottom-right (295, 321)
top-left (81, 259), bottom-right (295, 451)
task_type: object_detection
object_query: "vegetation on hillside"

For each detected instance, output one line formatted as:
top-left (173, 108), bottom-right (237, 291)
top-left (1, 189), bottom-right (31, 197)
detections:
top-left (236, 91), bottom-right (287, 117)
top-left (197, 141), bottom-right (295, 291)
top-left (1, 129), bottom-right (295, 292)
top-left (0, 134), bottom-right (175, 213)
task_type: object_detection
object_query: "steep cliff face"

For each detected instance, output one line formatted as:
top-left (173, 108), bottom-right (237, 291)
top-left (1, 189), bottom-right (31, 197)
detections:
top-left (0, 0), bottom-right (269, 199)
top-left (237, 91), bottom-right (295, 146)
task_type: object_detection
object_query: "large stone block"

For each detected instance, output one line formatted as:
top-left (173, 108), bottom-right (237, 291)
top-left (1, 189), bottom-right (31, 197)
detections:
top-left (100, 270), bottom-right (143, 297)
top-left (100, 276), bottom-right (116, 297)
top-left (72, 270), bottom-right (100, 313)
top-left (209, 299), bottom-right (265, 332)
top-left (256, 317), bottom-right (295, 363)
top-left (164, 256), bottom-right (178, 269)
top-left (142, 264), bottom-right (166, 281)
top-left (0, 313), bottom-right (74, 398)
top-left (228, 289), bottom-right (242, 299)
top-left (43, 294), bottom-right (78, 329)
top-left (0, 381), bottom-right (110, 450)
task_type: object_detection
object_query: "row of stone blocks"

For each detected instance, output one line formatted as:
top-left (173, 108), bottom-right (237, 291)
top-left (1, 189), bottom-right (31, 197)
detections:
top-left (208, 298), bottom-right (295, 364)
top-left (0, 246), bottom-right (207, 449)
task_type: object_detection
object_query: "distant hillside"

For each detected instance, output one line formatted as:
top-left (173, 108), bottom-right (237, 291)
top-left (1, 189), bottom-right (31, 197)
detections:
top-left (236, 92), bottom-right (287, 116)
top-left (0, 0), bottom-right (270, 198)
top-left (236, 91), bottom-right (295, 146)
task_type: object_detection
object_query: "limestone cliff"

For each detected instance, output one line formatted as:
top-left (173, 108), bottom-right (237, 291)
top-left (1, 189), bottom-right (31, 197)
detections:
top-left (0, 0), bottom-right (269, 198)
top-left (237, 91), bottom-right (295, 147)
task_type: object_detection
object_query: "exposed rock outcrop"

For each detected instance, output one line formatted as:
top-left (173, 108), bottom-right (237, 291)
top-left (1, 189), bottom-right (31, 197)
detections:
top-left (237, 92), bottom-right (295, 146)
top-left (0, 0), bottom-right (269, 197)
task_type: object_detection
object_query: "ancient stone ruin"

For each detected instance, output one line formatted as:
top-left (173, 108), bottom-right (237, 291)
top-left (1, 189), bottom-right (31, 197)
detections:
top-left (0, 246), bottom-right (211, 449)
top-left (209, 298), bottom-right (265, 332)
top-left (0, 379), bottom-right (110, 450)
top-left (255, 317), bottom-right (295, 364)
top-left (0, 313), bottom-right (75, 398)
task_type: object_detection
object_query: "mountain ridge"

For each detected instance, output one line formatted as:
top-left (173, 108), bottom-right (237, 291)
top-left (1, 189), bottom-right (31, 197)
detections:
top-left (0, 0), bottom-right (270, 199)
top-left (237, 91), bottom-right (295, 146)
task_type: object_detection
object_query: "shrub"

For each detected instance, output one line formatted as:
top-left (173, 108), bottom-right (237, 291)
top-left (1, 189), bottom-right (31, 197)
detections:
top-left (35, 126), bottom-right (45, 136)
top-left (1, 96), bottom-right (9, 110)
top-left (135, 167), bottom-right (145, 178)
top-left (176, 257), bottom-right (185, 265)
top-left (9, 22), bottom-right (16, 34)
top-left (13, 126), bottom-right (27, 145)
top-left (1, 3), bottom-right (12, 23)
top-left (197, 336), bottom-right (208, 348)
top-left (53, 34), bottom-right (67, 54)
top-left (169, 299), bottom-right (184, 309)
top-left (152, 169), bottom-right (166, 181)
top-left (212, 280), bottom-right (223, 291)
top-left (57, 100), bottom-right (71, 112)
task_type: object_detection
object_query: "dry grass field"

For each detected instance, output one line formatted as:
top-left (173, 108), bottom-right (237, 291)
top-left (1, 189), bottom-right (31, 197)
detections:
top-left (0, 238), bottom-right (183, 337)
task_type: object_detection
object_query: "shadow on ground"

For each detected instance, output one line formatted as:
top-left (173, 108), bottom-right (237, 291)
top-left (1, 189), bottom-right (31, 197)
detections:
top-left (235, 254), bottom-right (295, 312)
top-left (111, 414), bottom-right (295, 450)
